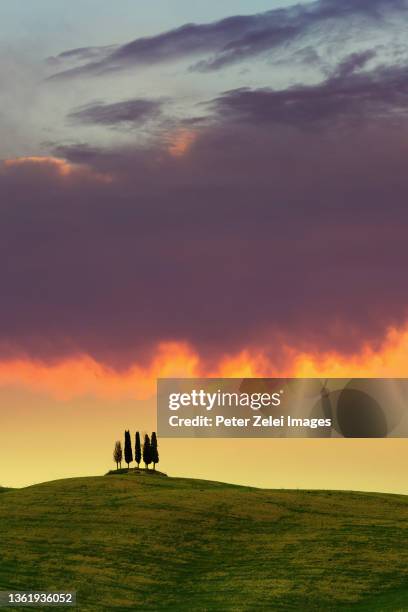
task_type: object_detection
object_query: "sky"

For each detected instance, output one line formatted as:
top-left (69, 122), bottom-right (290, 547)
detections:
top-left (1, 0), bottom-right (408, 491)
top-left (1, 1), bottom-right (302, 48)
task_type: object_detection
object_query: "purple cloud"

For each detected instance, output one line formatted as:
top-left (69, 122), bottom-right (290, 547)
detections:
top-left (211, 57), bottom-right (408, 126)
top-left (2, 97), bottom-right (408, 369)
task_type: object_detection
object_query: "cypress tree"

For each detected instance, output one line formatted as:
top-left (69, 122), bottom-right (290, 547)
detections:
top-left (135, 431), bottom-right (141, 469)
top-left (113, 441), bottom-right (123, 470)
top-left (151, 432), bottom-right (159, 470)
top-left (143, 434), bottom-right (152, 470)
top-left (124, 430), bottom-right (133, 469)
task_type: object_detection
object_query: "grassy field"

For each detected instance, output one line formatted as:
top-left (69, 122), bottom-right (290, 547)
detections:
top-left (0, 474), bottom-right (407, 611)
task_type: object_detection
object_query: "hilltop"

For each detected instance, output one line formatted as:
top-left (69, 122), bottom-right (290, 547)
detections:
top-left (0, 474), bottom-right (407, 610)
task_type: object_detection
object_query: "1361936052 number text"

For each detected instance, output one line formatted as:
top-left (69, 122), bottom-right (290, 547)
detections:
top-left (0, 592), bottom-right (76, 607)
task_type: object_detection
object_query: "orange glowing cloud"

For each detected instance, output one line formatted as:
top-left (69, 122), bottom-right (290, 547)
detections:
top-left (0, 326), bottom-right (407, 401)
top-left (2, 156), bottom-right (113, 183)
top-left (3, 156), bottom-right (74, 176)
top-left (292, 326), bottom-right (408, 378)
top-left (167, 130), bottom-right (196, 157)
top-left (0, 343), bottom-right (199, 401)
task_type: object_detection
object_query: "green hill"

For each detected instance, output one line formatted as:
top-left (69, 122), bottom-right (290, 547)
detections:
top-left (0, 474), bottom-right (407, 611)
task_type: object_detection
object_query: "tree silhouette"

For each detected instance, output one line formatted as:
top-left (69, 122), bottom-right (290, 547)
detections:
top-left (151, 432), bottom-right (159, 470)
top-left (113, 441), bottom-right (123, 470)
top-left (143, 434), bottom-right (152, 470)
top-left (135, 431), bottom-right (141, 469)
top-left (124, 430), bottom-right (133, 468)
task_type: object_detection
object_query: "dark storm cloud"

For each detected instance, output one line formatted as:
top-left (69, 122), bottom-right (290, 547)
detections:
top-left (49, 0), bottom-right (408, 79)
top-left (2, 98), bottom-right (408, 368)
top-left (211, 56), bottom-right (408, 126)
top-left (68, 98), bottom-right (163, 126)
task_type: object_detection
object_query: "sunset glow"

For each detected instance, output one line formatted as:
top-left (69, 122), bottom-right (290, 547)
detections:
top-left (2, 156), bottom-right (113, 183)
top-left (3, 156), bottom-right (74, 176)
top-left (1, 326), bottom-right (407, 401)
top-left (167, 130), bottom-right (196, 157)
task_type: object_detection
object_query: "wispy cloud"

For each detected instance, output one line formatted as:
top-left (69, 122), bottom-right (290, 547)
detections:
top-left (68, 98), bottom-right (163, 126)
top-left (49, 0), bottom-right (408, 79)
top-left (211, 52), bottom-right (408, 126)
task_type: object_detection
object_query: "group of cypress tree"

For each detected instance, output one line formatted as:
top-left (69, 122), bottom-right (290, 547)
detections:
top-left (113, 431), bottom-right (159, 471)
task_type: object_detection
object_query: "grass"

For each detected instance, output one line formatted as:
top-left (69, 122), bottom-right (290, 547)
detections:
top-left (0, 474), bottom-right (407, 611)
top-left (105, 467), bottom-right (167, 476)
